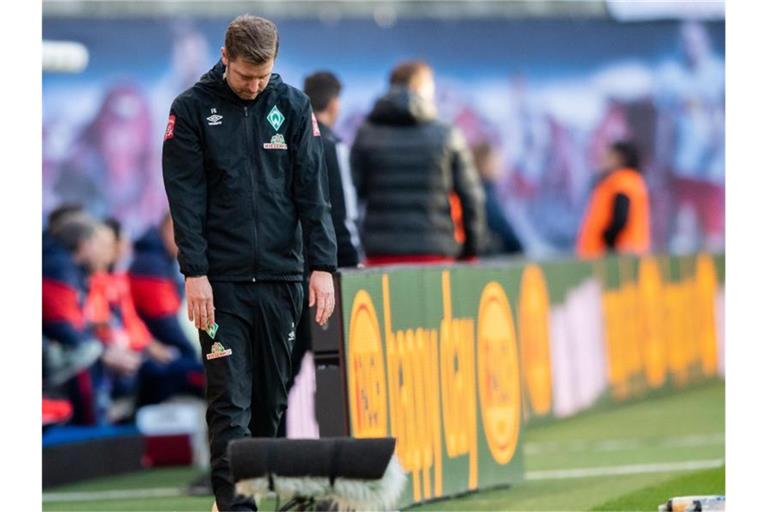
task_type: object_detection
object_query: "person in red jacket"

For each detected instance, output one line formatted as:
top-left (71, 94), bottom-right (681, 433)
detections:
top-left (43, 212), bottom-right (112, 423)
top-left (89, 218), bottom-right (204, 414)
top-left (576, 141), bottom-right (651, 258)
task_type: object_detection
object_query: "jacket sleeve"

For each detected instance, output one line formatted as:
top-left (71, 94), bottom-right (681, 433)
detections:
top-left (161, 98), bottom-right (208, 277)
top-left (324, 138), bottom-right (362, 267)
top-left (292, 103), bottom-right (338, 273)
top-left (43, 278), bottom-right (89, 347)
top-left (448, 127), bottom-right (486, 258)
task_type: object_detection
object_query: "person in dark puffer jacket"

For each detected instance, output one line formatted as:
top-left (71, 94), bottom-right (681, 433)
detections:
top-left (351, 60), bottom-right (486, 265)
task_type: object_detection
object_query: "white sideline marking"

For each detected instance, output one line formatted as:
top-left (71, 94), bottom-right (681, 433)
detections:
top-left (525, 458), bottom-right (724, 481)
top-left (43, 487), bottom-right (184, 502)
top-left (524, 433), bottom-right (724, 454)
top-left (42, 459), bottom-right (725, 503)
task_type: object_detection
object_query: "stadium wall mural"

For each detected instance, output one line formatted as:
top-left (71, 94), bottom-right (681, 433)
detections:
top-left (43, 17), bottom-right (724, 254)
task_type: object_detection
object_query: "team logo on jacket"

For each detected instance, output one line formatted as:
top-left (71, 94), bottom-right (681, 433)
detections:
top-left (263, 133), bottom-right (288, 150)
top-left (206, 341), bottom-right (232, 360)
top-left (164, 114), bottom-right (176, 140)
top-left (267, 105), bottom-right (285, 131)
top-left (311, 112), bottom-right (321, 137)
top-left (207, 108), bottom-right (223, 126)
top-left (205, 321), bottom-right (219, 339)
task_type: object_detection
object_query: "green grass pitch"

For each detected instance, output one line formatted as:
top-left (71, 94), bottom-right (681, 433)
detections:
top-left (43, 380), bottom-right (724, 511)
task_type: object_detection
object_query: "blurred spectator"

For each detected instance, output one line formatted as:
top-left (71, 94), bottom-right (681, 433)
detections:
top-left (351, 60), bottom-right (485, 265)
top-left (46, 203), bottom-right (86, 231)
top-left (85, 220), bottom-right (154, 354)
top-left (472, 141), bottom-right (523, 256)
top-left (128, 213), bottom-right (197, 359)
top-left (656, 21), bottom-right (724, 251)
top-left (43, 214), bottom-right (109, 423)
top-left (87, 217), bottom-right (204, 422)
top-left (55, 84), bottom-right (164, 239)
top-left (303, 71), bottom-right (363, 268)
top-left (576, 141), bottom-right (650, 257)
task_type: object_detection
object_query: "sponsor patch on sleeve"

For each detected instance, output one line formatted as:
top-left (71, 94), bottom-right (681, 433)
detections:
top-left (311, 112), bottom-right (321, 137)
top-left (164, 114), bottom-right (176, 141)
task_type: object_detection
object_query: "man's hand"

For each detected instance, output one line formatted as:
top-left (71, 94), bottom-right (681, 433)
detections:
top-left (186, 276), bottom-right (215, 331)
top-left (308, 271), bottom-right (335, 326)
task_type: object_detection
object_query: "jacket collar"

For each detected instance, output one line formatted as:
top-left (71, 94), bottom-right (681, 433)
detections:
top-left (195, 59), bottom-right (282, 106)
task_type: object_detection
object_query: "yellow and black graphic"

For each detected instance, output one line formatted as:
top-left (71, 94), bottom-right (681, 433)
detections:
top-left (600, 253), bottom-right (722, 399)
top-left (345, 270), bottom-right (524, 504)
top-left (341, 252), bottom-right (723, 507)
top-left (477, 281), bottom-right (522, 465)
top-left (517, 265), bottom-right (553, 417)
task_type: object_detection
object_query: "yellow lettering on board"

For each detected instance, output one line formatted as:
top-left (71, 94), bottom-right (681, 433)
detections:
top-left (439, 271), bottom-right (479, 490)
top-left (637, 257), bottom-right (667, 389)
top-left (602, 289), bottom-right (629, 400)
top-left (518, 265), bottom-right (553, 416)
top-left (382, 275), bottom-right (443, 501)
top-left (695, 254), bottom-right (719, 376)
top-left (665, 281), bottom-right (689, 387)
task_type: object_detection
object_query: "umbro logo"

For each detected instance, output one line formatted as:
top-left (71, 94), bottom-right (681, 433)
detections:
top-left (207, 108), bottom-right (223, 126)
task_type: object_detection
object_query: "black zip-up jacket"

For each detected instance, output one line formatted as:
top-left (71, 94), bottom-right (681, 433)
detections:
top-left (162, 61), bottom-right (337, 282)
top-left (317, 121), bottom-right (362, 268)
top-left (351, 87), bottom-right (485, 258)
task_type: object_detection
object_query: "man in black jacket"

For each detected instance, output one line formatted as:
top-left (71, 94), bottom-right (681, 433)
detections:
top-left (162, 15), bottom-right (337, 512)
top-left (273, 71), bottom-right (362, 437)
top-left (351, 60), bottom-right (485, 265)
top-left (303, 71), bottom-right (362, 268)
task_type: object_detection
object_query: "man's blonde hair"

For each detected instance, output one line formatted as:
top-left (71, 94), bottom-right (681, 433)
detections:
top-left (225, 15), bottom-right (279, 64)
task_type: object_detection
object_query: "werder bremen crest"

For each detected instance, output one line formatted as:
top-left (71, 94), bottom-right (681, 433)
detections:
top-left (267, 105), bottom-right (285, 131)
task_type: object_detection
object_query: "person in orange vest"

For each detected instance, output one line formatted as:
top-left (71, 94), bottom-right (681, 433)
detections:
top-left (576, 141), bottom-right (651, 257)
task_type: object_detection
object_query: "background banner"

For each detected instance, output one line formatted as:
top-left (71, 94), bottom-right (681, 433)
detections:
top-left (337, 252), bottom-right (724, 506)
top-left (44, 17), bottom-right (724, 252)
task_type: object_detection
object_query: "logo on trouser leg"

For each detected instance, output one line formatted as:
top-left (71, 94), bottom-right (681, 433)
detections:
top-left (206, 341), bottom-right (232, 360)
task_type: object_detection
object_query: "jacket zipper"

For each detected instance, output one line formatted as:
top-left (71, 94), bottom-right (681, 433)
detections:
top-left (243, 105), bottom-right (259, 281)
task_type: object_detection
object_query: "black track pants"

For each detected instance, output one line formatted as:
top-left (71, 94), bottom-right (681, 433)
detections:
top-left (200, 281), bottom-right (303, 512)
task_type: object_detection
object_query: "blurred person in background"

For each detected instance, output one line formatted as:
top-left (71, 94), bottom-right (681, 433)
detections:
top-left (43, 213), bottom-right (111, 423)
top-left (351, 60), bottom-right (485, 265)
top-left (162, 15), bottom-right (337, 511)
top-left (128, 213), bottom-right (198, 359)
top-left (472, 141), bottom-right (523, 256)
top-left (88, 218), bottom-right (204, 421)
top-left (656, 21), bottom-right (724, 251)
top-left (152, 20), bottom-right (213, 145)
top-left (576, 141), bottom-right (650, 258)
top-left (303, 71), bottom-right (362, 269)
top-left (275, 71), bottom-right (363, 438)
top-left (55, 84), bottom-right (164, 239)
